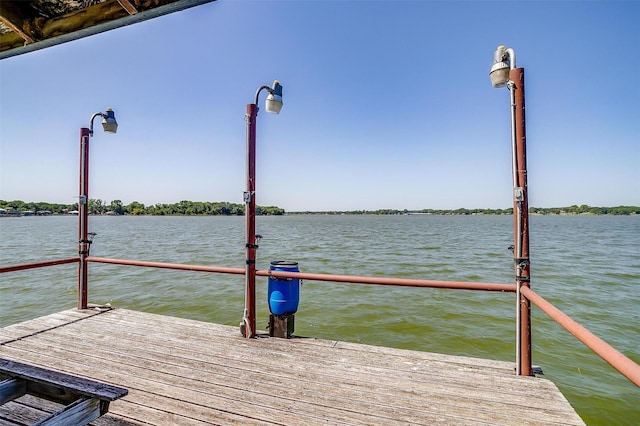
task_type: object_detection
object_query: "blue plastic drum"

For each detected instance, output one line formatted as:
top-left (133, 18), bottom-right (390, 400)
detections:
top-left (268, 261), bottom-right (300, 316)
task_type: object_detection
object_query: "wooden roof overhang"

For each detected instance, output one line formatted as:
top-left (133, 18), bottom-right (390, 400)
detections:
top-left (0, 0), bottom-right (217, 60)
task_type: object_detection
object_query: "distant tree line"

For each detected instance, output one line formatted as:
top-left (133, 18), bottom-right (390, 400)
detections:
top-left (1, 200), bottom-right (638, 216)
top-left (0, 199), bottom-right (285, 216)
top-left (289, 205), bottom-right (640, 216)
top-left (529, 205), bottom-right (640, 216)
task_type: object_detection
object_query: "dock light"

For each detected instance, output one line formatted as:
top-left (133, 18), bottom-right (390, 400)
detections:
top-left (265, 80), bottom-right (283, 114)
top-left (489, 45), bottom-right (514, 88)
top-left (241, 80), bottom-right (283, 338)
top-left (101, 108), bottom-right (118, 133)
top-left (78, 108), bottom-right (118, 311)
top-left (89, 108), bottom-right (118, 135)
top-left (490, 46), bottom-right (532, 377)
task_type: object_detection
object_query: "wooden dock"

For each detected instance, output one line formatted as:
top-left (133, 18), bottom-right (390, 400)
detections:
top-left (0, 308), bottom-right (584, 425)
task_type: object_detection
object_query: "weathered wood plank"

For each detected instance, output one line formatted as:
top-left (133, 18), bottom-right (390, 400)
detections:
top-left (93, 308), bottom-right (517, 373)
top-left (51, 312), bottom-right (569, 410)
top-left (0, 341), bottom-right (578, 426)
top-left (0, 309), bottom-right (105, 345)
top-left (2, 394), bottom-right (197, 426)
top-left (0, 355), bottom-right (126, 425)
top-left (0, 359), bottom-right (127, 402)
top-left (2, 310), bottom-right (576, 426)
top-left (23, 324), bottom-right (565, 415)
top-left (0, 309), bottom-right (585, 426)
top-left (0, 395), bottom-right (141, 426)
top-left (33, 397), bottom-right (101, 426)
top-left (0, 378), bottom-right (26, 405)
top-left (0, 400), bottom-right (50, 425)
top-left (74, 311), bottom-right (517, 391)
top-left (8, 321), bottom-right (547, 412)
top-left (0, 347), bottom-right (307, 425)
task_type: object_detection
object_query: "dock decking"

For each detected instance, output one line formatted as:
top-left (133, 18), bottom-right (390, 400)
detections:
top-left (0, 308), bottom-right (584, 425)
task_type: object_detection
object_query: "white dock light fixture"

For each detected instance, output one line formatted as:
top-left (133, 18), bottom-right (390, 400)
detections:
top-left (489, 45), bottom-right (515, 88)
top-left (265, 80), bottom-right (284, 114)
top-left (101, 108), bottom-right (118, 133)
top-left (89, 107), bottom-right (118, 135)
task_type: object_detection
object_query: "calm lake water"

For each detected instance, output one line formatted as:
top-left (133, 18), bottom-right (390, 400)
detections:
top-left (1, 214), bottom-right (638, 425)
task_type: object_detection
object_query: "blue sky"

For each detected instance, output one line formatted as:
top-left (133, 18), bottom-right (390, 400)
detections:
top-left (1, 0), bottom-right (638, 211)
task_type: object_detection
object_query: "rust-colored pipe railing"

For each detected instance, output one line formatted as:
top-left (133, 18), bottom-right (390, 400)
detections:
top-left (0, 258), bottom-right (79, 273)
top-left (260, 269), bottom-right (516, 292)
top-left (86, 257), bottom-right (516, 292)
top-left (521, 286), bottom-right (640, 387)
top-left (87, 257), bottom-right (245, 275)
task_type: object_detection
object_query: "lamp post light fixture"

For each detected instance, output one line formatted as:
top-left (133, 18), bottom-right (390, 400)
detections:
top-left (78, 108), bottom-right (118, 310)
top-left (490, 46), bottom-right (532, 376)
top-left (90, 107), bottom-right (118, 135)
top-left (489, 45), bottom-right (515, 88)
top-left (240, 81), bottom-right (283, 338)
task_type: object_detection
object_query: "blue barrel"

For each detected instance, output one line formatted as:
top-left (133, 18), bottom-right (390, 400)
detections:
top-left (268, 261), bottom-right (300, 316)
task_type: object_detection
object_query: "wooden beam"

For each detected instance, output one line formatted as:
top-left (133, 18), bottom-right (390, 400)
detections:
top-left (118, 0), bottom-right (139, 15)
top-left (35, 397), bottom-right (102, 426)
top-left (40, 2), bottom-right (130, 40)
top-left (0, 359), bottom-right (128, 404)
top-left (1, 0), bottom-right (218, 59)
top-left (0, 1), bottom-right (36, 44)
top-left (0, 377), bottom-right (27, 405)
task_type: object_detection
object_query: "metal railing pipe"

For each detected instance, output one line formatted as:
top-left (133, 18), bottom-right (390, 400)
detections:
top-left (259, 269), bottom-right (517, 292)
top-left (86, 257), bottom-right (515, 292)
top-left (521, 286), bottom-right (640, 387)
top-left (0, 258), bottom-right (79, 274)
top-left (87, 257), bottom-right (245, 274)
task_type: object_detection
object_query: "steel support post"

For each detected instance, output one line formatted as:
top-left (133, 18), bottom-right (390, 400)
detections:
top-left (510, 67), bottom-right (532, 376)
top-left (243, 103), bottom-right (258, 338)
top-left (78, 128), bottom-right (90, 309)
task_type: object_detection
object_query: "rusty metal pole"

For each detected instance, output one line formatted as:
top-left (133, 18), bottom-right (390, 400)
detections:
top-left (510, 67), bottom-right (532, 376)
top-left (240, 82), bottom-right (281, 338)
top-left (242, 103), bottom-right (258, 338)
top-left (78, 127), bottom-right (90, 310)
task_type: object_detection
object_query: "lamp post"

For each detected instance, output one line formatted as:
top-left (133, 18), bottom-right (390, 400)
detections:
top-left (78, 108), bottom-right (118, 310)
top-left (490, 46), bottom-right (532, 376)
top-left (240, 81), bottom-right (283, 338)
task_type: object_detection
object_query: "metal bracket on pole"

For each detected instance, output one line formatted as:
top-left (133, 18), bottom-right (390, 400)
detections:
top-left (513, 187), bottom-right (524, 202)
top-left (515, 257), bottom-right (531, 282)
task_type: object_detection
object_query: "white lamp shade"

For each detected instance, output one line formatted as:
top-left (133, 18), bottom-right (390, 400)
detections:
top-left (101, 108), bottom-right (118, 133)
top-left (265, 94), bottom-right (283, 114)
top-left (489, 62), bottom-right (510, 88)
